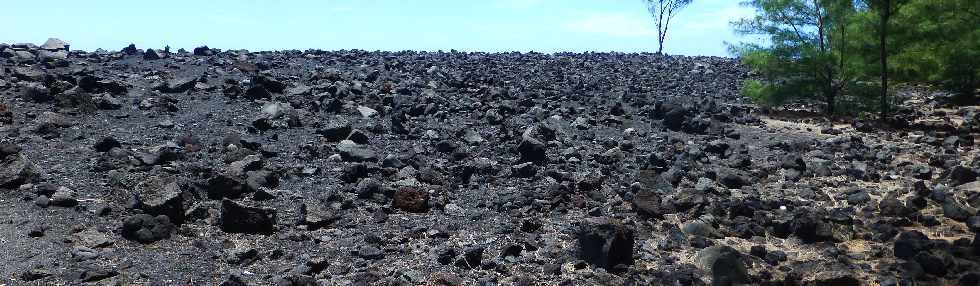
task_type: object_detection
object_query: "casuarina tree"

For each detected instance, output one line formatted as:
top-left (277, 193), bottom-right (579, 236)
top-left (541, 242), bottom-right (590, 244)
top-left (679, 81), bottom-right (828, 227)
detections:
top-left (645, 0), bottom-right (694, 54)
top-left (730, 0), bottom-right (855, 115)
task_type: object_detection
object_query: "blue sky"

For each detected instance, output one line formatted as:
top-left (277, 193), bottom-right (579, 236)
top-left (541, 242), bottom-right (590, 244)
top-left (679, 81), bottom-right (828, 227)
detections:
top-left (1, 0), bottom-right (754, 56)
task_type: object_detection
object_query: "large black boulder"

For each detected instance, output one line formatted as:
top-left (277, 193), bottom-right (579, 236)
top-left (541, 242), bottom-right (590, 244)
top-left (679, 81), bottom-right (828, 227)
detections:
top-left (661, 104), bottom-right (689, 131)
top-left (517, 136), bottom-right (547, 164)
top-left (577, 218), bottom-right (634, 272)
top-left (121, 214), bottom-right (175, 243)
top-left (696, 245), bottom-right (748, 286)
top-left (220, 199), bottom-right (277, 234)
top-left (894, 230), bottom-right (932, 259)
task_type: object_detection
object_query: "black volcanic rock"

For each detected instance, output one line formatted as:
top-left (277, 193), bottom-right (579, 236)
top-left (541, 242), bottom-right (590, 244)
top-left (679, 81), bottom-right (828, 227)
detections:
top-left (220, 199), bottom-right (277, 234)
top-left (717, 168), bottom-right (750, 189)
top-left (122, 43), bottom-right (138, 55)
top-left (193, 46), bottom-right (212, 56)
top-left (207, 173), bottom-right (251, 199)
top-left (121, 214), bottom-right (175, 243)
top-left (780, 154), bottom-right (806, 171)
top-left (633, 189), bottom-right (666, 218)
top-left (299, 201), bottom-right (338, 230)
top-left (696, 245), bottom-right (748, 286)
top-left (454, 245), bottom-right (485, 270)
top-left (894, 230), bottom-right (932, 259)
top-left (0, 46), bottom-right (972, 284)
top-left (810, 271), bottom-right (860, 286)
top-left (943, 200), bottom-right (975, 222)
top-left (244, 85), bottom-right (271, 100)
top-left (144, 48), bottom-right (162, 60)
top-left (93, 137), bottom-right (122, 152)
top-left (156, 77), bottom-right (198, 93)
top-left (577, 217), bottom-right (634, 272)
top-left (516, 135), bottom-right (547, 164)
top-left (950, 165), bottom-right (978, 186)
top-left (140, 182), bottom-right (190, 224)
top-left (662, 104), bottom-right (689, 131)
top-left (251, 75), bottom-right (286, 94)
top-left (317, 123), bottom-right (352, 142)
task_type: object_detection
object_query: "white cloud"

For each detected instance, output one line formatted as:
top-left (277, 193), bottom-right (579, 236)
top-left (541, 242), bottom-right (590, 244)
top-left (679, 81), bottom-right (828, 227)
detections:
top-left (563, 13), bottom-right (657, 38)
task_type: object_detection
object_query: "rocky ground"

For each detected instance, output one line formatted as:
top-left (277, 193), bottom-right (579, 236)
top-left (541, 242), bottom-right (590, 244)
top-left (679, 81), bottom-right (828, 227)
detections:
top-left (0, 39), bottom-right (978, 286)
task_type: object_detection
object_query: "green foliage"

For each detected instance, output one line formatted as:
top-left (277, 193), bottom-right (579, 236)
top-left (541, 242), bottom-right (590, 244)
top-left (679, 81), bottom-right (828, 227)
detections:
top-left (736, 46), bottom-right (822, 106)
top-left (731, 0), bottom-right (855, 114)
top-left (740, 79), bottom-right (776, 105)
top-left (891, 0), bottom-right (980, 94)
top-left (731, 0), bottom-right (980, 116)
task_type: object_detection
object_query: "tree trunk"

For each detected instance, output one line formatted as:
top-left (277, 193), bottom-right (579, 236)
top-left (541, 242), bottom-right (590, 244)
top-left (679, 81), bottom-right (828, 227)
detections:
top-left (657, 2), bottom-right (666, 54)
top-left (817, 13), bottom-right (835, 116)
top-left (879, 0), bottom-right (891, 120)
top-left (827, 88), bottom-right (836, 116)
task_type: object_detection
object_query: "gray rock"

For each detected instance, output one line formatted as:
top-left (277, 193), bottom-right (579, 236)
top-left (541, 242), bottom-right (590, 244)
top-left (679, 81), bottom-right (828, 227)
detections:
top-left (454, 245), bottom-right (485, 269)
top-left (357, 106), bottom-right (378, 118)
top-left (846, 190), bottom-right (871, 205)
top-left (74, 229), bottom-right (114, 248)
top-left (40, 38), bottom-right (69, 51)
top-left (355, 178), bottom-right (383, 199)
top-left (943, 200), bottom-right (975, 222)
top-left (0, 151), bottom-right (33, 189)
top-left (13, 50), bottom-right (35, 62)
top-left (463, 129), bottom-right (484, 145)
top-left (300, 201), bottom-right (338, 229)
top-left (192, 46), bottom-right (212, 56)
top-left (157, 77), bottom-right (198, 93)
top-left (596, 147), bottom-right (624, 165)
top-left (358, 245), bottom-right (384, 260)
top-left (696, 245), bottom-right (748, 286)
top-left (144, 49), bottom-right (167, 60)
top-left (337, 140), bottom-right (377, 162)
top-left (36, 50), bottom-right (67, 61)
top-left (681, 220), bottom-right (723, 238)
top-left (50, 187), bottom-right (78, 207)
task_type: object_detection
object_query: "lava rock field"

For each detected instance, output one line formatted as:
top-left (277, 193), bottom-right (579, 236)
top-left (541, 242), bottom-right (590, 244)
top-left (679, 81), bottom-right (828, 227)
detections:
top-left (1, 40), bottom-right (979, 285)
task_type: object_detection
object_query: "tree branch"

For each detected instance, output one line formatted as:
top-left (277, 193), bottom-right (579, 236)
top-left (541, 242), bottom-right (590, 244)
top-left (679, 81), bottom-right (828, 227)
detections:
top-left (776, 10), bottom-right (808, 44)
top-left (965, 9), bottom-right (980, 20)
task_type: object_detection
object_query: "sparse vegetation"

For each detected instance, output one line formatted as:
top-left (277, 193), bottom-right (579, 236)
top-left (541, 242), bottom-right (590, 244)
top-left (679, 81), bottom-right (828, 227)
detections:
top-left (731, 0), bottom-right (980, 117)
top-left (644, 0), bottom-right (694, 54)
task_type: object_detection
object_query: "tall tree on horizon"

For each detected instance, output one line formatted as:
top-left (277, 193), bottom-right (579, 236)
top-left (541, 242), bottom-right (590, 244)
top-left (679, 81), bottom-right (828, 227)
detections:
top-left (730, 0), bottom-right (855, 115)
top-left (863, 0), bottom-right (905, 120)
top-left (645, 0), bottom-right (694, 54)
